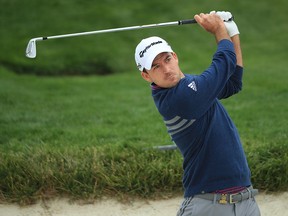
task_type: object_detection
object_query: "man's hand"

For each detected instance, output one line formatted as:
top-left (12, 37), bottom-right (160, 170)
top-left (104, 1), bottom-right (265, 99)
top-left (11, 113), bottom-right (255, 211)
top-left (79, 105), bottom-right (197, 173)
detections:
top-left (210, 11), bottom-right (240, 37)
top-left (211, 11), bottom-right (233, 22)
top-left (210, 11), bottom-right (242, 66)
top-left (194, 13), bottom-right (230, 42)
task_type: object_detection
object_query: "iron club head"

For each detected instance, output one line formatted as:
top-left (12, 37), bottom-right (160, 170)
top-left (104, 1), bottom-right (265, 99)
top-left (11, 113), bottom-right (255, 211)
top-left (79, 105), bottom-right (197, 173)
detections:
top-left (25, 37), bottom-right (42, 58)
top-left (25, 39), bottom-right (37, 58)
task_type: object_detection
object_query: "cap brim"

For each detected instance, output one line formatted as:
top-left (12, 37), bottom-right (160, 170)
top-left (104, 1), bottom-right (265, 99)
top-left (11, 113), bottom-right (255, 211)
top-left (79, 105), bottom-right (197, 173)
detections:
top-left (144, 46), bottom-right (173, 70)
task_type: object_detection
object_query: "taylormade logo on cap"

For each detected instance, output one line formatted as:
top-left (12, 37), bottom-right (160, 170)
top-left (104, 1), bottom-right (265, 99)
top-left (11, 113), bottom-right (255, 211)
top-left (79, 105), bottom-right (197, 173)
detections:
top-left (135, 36), bottom-right (173, 72)
top-left (139, 40), bottom-right (163, 58)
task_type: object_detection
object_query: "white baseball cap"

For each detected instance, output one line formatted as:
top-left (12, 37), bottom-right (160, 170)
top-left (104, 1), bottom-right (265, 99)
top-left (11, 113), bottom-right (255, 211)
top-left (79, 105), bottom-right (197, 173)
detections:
top-left (135, 36), bottom-right (173, 72)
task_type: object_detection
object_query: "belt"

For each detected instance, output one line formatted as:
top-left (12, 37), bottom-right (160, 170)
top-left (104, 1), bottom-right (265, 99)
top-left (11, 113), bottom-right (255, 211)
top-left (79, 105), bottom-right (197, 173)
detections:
top-left (194, 187), bottom-right (259, 204)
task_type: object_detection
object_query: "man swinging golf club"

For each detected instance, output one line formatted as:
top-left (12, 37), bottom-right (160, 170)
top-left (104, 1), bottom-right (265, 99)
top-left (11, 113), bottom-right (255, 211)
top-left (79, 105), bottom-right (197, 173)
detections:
top-left (135, 11), bottom-right (261, 216)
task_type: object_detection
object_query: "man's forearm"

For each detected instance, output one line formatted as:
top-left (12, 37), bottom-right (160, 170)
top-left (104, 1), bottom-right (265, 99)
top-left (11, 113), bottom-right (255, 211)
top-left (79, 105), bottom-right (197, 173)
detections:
top-left (231, 35), bottom-right (243, 67)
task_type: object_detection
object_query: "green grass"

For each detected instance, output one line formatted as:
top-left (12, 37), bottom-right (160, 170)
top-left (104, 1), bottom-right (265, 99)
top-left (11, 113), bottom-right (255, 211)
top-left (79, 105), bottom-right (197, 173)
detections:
top-left (1, 0), bottom-right (285, 75)
top-left (0, 68), bottom-right (182, 204)
top-left (0, 0), bottom-right (288, 204)
top-left (0, 68), bottom-right (169, 150)
top-left (1, 63), bottom-right (287, 203)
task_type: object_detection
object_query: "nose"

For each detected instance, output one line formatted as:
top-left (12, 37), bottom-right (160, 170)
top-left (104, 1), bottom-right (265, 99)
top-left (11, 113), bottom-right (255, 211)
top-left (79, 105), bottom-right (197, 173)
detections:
top-left (162, 64), bottom-right (170, 74)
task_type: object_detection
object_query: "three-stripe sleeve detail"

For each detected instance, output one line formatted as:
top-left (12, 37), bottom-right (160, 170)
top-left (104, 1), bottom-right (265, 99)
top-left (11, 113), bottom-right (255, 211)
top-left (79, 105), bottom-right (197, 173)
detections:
top-left (164, 116), bottom-right (195, 136)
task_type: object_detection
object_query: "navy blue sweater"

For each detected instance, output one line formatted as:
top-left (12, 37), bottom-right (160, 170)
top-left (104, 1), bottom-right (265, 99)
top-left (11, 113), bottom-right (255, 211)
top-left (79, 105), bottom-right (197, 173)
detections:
top-left (151, 39), bottom-right (251, 197)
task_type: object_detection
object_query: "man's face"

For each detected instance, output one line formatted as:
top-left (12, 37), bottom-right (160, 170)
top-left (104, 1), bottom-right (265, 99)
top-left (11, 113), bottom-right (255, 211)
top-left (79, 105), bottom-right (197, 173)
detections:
top-left (141, 52), bottom-right (184, 88)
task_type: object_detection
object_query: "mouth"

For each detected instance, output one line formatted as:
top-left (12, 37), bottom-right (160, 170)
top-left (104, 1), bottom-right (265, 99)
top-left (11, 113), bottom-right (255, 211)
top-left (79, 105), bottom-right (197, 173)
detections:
top-left (166, 73), bottom-right (179, 81)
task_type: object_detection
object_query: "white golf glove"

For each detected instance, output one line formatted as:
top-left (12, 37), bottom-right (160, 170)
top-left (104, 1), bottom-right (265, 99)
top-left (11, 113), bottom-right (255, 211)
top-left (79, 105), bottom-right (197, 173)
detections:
top-left (210, 11), bottom-right (240, 37)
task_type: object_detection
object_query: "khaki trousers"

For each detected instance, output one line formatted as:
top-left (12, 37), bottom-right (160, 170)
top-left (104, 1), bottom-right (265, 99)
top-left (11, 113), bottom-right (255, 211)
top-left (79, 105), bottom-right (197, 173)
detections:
top-left (177, 196), bottom-right (261, 216)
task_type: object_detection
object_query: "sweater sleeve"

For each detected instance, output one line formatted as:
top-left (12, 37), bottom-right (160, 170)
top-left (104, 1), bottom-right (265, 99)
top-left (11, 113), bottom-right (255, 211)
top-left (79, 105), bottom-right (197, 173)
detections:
top-left (217, 65), bottom-right (243, 99)
top-left (169, 39), bottom-right (237, 119)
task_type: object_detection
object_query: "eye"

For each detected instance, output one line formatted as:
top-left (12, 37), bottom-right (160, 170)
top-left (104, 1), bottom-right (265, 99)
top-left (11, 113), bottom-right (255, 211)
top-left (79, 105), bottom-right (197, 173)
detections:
top-left (165, 56), bottom-right (172, 62)
top-left (152, 64), bottom-right (160, 70)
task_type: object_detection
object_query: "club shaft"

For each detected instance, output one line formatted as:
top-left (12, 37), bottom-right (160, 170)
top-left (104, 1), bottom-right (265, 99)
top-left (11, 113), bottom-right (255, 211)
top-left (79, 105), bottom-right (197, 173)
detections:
top-left (26, 19), bottom-right (197, 58)
top-left (41, 19), bottom-right (196, 41)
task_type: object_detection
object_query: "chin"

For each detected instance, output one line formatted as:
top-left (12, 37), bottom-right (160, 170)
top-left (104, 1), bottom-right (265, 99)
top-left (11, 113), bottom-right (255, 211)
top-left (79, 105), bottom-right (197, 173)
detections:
top-left (157, 77), bottom-right (181, 88)
top-left (164, 81), bottom-right (179, 88)
top-left (170, 77), bottom-right (181, 86)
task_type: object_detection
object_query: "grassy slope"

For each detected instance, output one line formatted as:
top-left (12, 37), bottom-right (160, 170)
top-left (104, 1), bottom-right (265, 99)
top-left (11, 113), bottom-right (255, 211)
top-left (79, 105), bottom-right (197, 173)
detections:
top-left (0, 0), bottom-right (285, 74)
top-left (0, 67), bottom-right (168, 150)
top-left (0, 0), bottom-right (287, 203)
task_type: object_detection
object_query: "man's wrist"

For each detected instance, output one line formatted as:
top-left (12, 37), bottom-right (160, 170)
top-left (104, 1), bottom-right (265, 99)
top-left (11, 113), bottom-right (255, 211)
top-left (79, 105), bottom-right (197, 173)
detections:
top-left (215, 27), bottom-right (231, 43)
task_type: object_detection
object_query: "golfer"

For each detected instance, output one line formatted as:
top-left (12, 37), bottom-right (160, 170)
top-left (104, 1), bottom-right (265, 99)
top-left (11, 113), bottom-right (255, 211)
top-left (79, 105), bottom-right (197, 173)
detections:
top-left (135, 11), bottom-right (261, 216)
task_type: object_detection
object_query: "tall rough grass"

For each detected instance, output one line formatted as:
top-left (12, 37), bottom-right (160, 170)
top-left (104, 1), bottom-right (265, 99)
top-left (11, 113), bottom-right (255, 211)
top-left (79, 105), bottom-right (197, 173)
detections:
top-left (1, 141), bottom-right (287, 204)
top-left (247, 141), bottom-right (288, 191)
top-left (0, 145), bottom-right (183, 204)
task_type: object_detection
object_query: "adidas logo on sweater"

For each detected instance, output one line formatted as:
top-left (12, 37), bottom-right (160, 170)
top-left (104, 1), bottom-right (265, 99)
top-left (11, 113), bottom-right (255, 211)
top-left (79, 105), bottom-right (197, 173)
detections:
top-left (188, 81), bottom-right (197, 91)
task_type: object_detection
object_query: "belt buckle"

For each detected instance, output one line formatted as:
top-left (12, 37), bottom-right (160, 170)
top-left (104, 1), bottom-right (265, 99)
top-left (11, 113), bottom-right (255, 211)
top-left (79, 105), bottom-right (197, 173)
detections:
top-left (219, 194), bottom-right (228, 204)
top-left (229, 193), bottom-right (238, 204)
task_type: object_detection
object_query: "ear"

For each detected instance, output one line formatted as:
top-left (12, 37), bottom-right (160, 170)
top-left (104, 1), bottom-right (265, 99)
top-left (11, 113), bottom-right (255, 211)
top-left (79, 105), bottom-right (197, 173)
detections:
top-left (141, 71), bottom-right (153, 83)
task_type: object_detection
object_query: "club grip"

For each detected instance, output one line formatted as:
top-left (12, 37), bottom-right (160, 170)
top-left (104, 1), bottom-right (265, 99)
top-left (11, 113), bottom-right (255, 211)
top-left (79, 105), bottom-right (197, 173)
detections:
top-left (178, 16), bottom-right (233, 25)
top-left (178, 19), bottom-right (197, 25)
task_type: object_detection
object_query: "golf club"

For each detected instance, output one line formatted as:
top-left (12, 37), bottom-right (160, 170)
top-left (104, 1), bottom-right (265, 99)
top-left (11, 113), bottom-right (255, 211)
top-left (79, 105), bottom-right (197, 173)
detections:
top-left (153, 145), bottom-right (178, 151)
top-left (25, 19), bottom-right (197, 58)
